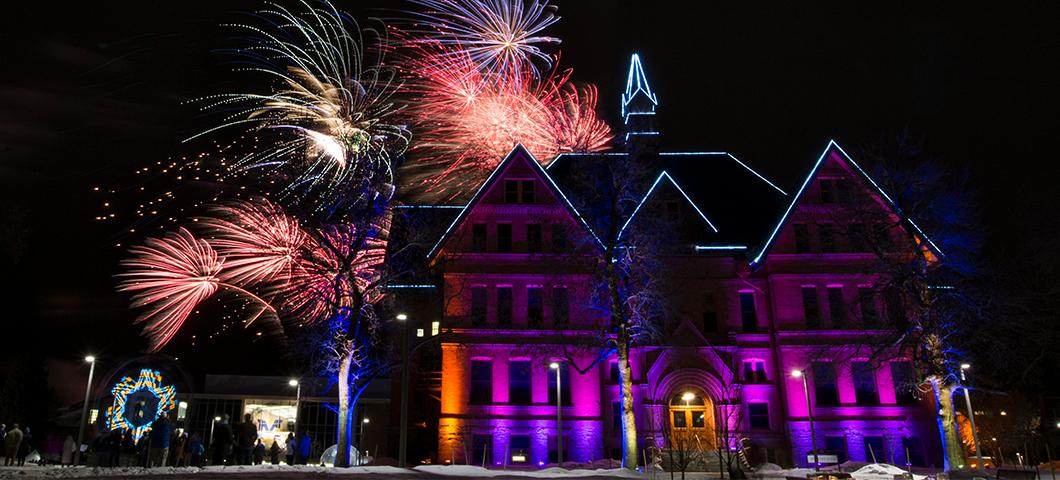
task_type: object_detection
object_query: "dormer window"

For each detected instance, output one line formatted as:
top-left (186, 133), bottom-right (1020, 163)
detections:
top-left (820, 180), bottom-right (835, 203)
top-left (503, 180), bottom-right (535, 204)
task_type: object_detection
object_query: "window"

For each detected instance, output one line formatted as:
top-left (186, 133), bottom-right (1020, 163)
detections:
top-left (472, 224), bottom-right (487, 252)
top-left (504, 180), bottom-right (519, 203)
top-left (824, 436), bottom-right (848, 464)
top-left (702, 292), bottom-right (718, 333)
top-left (612, 401), bottom-right (622, 428)
top-left (794, 224), bottom-right (811, 253)
top-left (852, 362), bottom-right (879, 405)
top-left (802, 287), bottom-right (820, 329)
top-left (748, 403), bottom-right (769, 429)
top-left (471, 287), bottom-right (487, 326)
top-left (547, 362), bottom-right (571, 406)
top-left (508, 360), bottom-right (532, 404)
top-left (527, 224), bottom-right (542, 253)
top-left (665, 201), bottom-right (680, 221)
top-left (891, 361), bottom-right (917, 404)
top-left (691, 410), bottom-right (706, 428)
top-left (672, 410), bottom-right (687, 428)
top-left (819, 224), bottom-right (835, 253)
top-left (812, 361), bottom-right (839, 406)
top-left (858, 287), bottom-right (878, 326)
top-left (551, 223), bottom-right (567, 251)
top-left (743, 360), bottom-right (767, 383)
top-left (863, 436), bottom-right (885, 462)
top-left (470, 360), bottom-right (492, 404)
top-left (835, 180), bottom-right (851, 204)
top-left (552, 286), bottom-right (569, 326)
top-left (496, 224), bottom-right (512, 253)
top-left (609, 362), bottom-right (620, 384)
top-left (739, 292), bottom-right (757, 332)
top-left (520, 180), bottom-right (535, 203)
top-left (527, 287), bottom-right (543, 327)
top-left (548, 434), bottom-right (569, 464)
top-left (497, 287), bottom-right (513, 327)
top-left (510, 434), bottom-right (530, 463)
top-left (828, 287), bottom-right (846, 327)
top-left (849, 223), bottom-right (867, 252)
top-left (886, 290), bottom-right (906, 327)
top-left (820, 180), bottom-right (835, 203)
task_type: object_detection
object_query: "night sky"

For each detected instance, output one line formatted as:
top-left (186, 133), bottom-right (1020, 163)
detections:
top-left (1, 1), bottom-right (1055, 404)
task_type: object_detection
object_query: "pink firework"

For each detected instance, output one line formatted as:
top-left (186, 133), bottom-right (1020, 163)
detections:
top-left (201, 199), bottom-right (309, 287)
top-left (398, 37), bottom-right (612, 201)
top-left (118, 228), bottom-right (225, 350)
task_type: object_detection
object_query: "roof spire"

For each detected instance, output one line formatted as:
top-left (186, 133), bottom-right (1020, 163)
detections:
top-left (621, 53), bottom-right (658, 118)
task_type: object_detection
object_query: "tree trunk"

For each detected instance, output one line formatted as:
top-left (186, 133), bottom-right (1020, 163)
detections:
top-left (336, 349), bottom-right (353, 468)
top-left (932, 377), bottom-right (964, 470)
top-left (618, 337), bottom-right (639, 469)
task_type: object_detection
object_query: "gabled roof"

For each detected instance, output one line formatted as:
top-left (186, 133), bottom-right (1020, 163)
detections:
top-left (618, 171), bottom-right (718, 242)
top-left (750, 139), bottom-right (944, 266)
top-left (547, 151), bottom-right (788, 250)
top-left (425, 145), bottom-right (602, 261)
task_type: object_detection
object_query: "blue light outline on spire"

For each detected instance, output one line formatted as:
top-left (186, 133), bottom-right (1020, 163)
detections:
top-left (659, 152), bottom-right (788, 196)
top-left (621, 53), bottom-right (658, 117)
top-left (425, 145), bottom-right (604, 260)
top-left (617, 171), bottom-right (719, 242)
top-left (751, 139), bottom-right (943, 267)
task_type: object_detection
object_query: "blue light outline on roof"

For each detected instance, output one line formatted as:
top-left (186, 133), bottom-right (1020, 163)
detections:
top-left (751, 139), bottom-right (943, 267)
top-left (545, 152), bottom-right (626, 171)
top-left (621, 53), bottom-right (658, 117)
top-left (425, 145), bottom-right (604, 260)
top-left (617, 171), bottom-right (719, 242)
top-left (385, 284), bottom-right (437, 289)
top-left (658, 152), bottom-right (788, 196)
top-left (394, 205), bottom-right (464, 209)
top-left (694, 245), bottom-right (748, 251)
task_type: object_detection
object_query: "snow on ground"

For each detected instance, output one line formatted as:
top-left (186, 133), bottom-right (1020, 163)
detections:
top-left (0, 464), bottom-right (412, 479)
top-left (414, 465), bottom-right (643, 478)
top-left (752, 463), bottom-right (926, 480)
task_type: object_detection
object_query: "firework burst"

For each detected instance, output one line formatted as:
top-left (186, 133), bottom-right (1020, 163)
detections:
top-left (405, 0), bottom-right (561, 79)
top-left (201, 199), bottom-right (308, 287)
top-left (187, 0), bottom-right (411, 210)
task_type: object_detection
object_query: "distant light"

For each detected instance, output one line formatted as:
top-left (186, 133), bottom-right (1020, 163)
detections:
top-left (549, 362), bottom-right (560, 369)
top-left (682, 392), bottom-right (696, 402)
top-left (791, 369), bottom-right (803, 378)
top-left (363, 418), bottom-right (370, 424)
top-left (288, 379), bottom-right (299, 387)
top-left (85, 356), bottom-right (96, 363)
top-left (214, 416), bottom-right (221, 422)
top-left (960, 363), bottom-right (971, 370)
top-left (396, 313), bottom-right (408, 321)
top-left (416, 328), bottom-right (425, 338)
top-left (179, 401), bottom-right (188, 408)
top-left (431, 321), bottom-right (440, 336)
top-left (1000, 411), bottom-right (1007, 416)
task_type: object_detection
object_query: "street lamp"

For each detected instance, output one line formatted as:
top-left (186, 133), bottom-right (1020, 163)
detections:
top-left (209, 415), bottom-right (220, 462)
top-left (288, 378), bottom-right (301, 461)
top-left (360, 417), bottom-right (370, 462)
top-left (792, 369), bottom-right (819, 471)
top-left (397, 313), bottom-right (410, 468)
top-left (74, 355), bottom-right (97, 466)
top-left (550, 362), bottom-right (563, 465)
top-left (959, 364), bottom-right (984, 471)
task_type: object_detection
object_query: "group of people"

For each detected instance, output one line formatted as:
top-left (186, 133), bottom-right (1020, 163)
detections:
top-left (209, 413), bottom-right (313, 466)
top-left (1, 423), bottom-right (33, 467)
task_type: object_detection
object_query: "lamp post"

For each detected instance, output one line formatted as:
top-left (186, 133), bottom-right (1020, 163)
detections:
top-left (793, 369), bottom-right (819, 471)
top-left (74, 355), bottom-right (97, 466)
top-left (209, 415), bottom-right (220, 462)
top-left (288, 379), bottom-right (300, 462)
top-left (960, 364), bottom-right (984, 471)
top-left (397, 313), bottom-right (410, 468)
top-left (361, 417), bottom-right (370, 464)
top-left (550, 362), bottom-right (563, 465)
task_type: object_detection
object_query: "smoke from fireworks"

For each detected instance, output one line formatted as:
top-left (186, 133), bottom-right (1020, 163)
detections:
top-left (187, 1), bottom-right (411, 210)
top-left (396, 0), bottom-right (612, 201)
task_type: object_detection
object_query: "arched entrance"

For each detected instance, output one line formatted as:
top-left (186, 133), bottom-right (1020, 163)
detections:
top-left (668, 388), bottom-right (716, 449)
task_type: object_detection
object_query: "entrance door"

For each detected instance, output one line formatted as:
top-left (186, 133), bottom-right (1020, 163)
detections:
top-left (669, 390), bottom-right (715, 449)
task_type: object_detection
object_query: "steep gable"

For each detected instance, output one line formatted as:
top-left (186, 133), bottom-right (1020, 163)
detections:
top-left (618, 171), bottom-right (720, 249)
top-left (426, 145), bottom-right (601, 261)
top-left (751, 140), bottom-right (942, 266)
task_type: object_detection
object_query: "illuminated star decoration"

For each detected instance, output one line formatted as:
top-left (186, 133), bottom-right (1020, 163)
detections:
top-left (106, 369), bottom-right (177, 443)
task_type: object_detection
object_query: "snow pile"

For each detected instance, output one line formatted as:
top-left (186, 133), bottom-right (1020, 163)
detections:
top-left (854, 464), bottom-right (914, 476)
top-left (756, 463), bottom-right (784, 471)
top-left (754, 464), bottom-right (926, 480)
top-left (415, 464), bottom-right (643, 478)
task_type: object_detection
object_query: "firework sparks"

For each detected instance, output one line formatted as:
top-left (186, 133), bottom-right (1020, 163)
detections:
top-left (405, 0), bottom-right (561, 79)
top-left (201, 199), bottom-right (308, 287)
top-left (118, 228), bottom-right (225, 349)
top-left (187, 0), bottom-right (410, 209)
